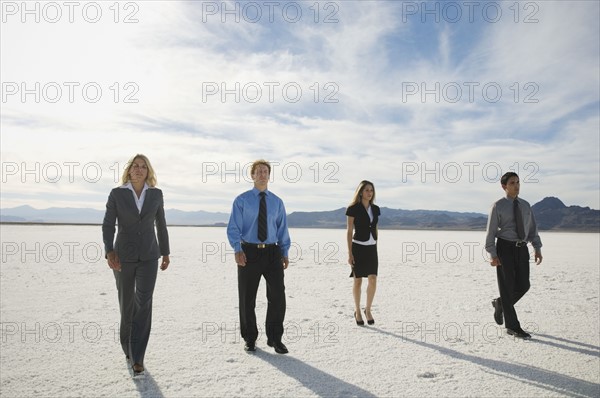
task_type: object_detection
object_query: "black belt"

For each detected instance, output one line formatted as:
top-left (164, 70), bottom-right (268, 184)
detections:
top-left (499, 238), bottom-right (528, 247)
top-left (242, 241), bottom-right (278, 249)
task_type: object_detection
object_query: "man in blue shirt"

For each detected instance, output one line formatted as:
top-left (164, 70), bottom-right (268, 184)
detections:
top-left (485, 172), bottom-right (543, 339)
top-left (227, 159), bottom-right (291, 353)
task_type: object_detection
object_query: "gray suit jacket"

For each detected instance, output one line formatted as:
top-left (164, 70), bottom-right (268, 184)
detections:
top-left (102, 186), bottom-right (170, 262)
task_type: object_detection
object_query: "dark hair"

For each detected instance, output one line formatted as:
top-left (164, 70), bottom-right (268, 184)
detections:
top-left (500, 172), bottom-right (519, 186)
top-left (349, 180), bottom-right (376, 206)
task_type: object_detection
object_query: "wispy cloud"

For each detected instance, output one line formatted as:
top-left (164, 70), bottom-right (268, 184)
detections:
top-left (1, 1), bottom-right (598, 214)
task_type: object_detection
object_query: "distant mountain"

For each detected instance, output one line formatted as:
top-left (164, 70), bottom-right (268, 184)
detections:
top-left (286, 198), bottom-right (599, 231)
top-left (1, 197), bottom-right (598, 231)
top-left (532, 197), bottom-right (599, 232)
top-left (0, 205), bottom-right (229, 226)
top-left (0, 215), bottom-right (27, 222)
top-left (0, 205), bottom-right (105, 224)
top-left (287, 208), bottom-right (347, 228)
top-left (287, 207), bottom-right (488, 230)
top-left (163, 209), bottom-right (229, 225)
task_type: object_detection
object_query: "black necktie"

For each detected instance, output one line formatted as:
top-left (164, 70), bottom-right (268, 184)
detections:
top-left (514, 199), bottom-right (526, 240)
top-left (258, 192), bottom-right (267, 242)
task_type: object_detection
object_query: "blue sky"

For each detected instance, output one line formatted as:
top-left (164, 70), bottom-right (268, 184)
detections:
top-left (1, 1), bottom-right (599, 214)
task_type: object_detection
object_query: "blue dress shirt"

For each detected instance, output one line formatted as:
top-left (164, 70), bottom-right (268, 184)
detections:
top-left (227, 187), bottom-right (291, 257)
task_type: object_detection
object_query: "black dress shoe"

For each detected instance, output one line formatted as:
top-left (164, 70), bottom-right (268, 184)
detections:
top-left (132, 363), bottom-right (145, 377)
top-left (267, 340), bottom-right (289, 354)
top-left (492, 298), bottom-right (503, 325)
top-left (507, 328), bottom-right (531, 339)
top-left (244, 341), bottom-right (256, 352)
top-left (364, 309), bottom-right (374, 325)
top-left (354, 312), bottom-right (365, 326)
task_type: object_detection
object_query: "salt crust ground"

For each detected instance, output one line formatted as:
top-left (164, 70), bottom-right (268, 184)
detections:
top-left (0, 225), bottom-right (598, 397)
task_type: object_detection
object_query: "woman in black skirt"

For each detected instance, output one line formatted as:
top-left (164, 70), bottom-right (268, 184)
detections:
top-left (346, 180), bottom-right (380, 325)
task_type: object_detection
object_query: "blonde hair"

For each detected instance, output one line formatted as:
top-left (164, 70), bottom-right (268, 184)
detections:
top-left (120, 154), bottom-right (157, 187)
top-left (349, 180), bottom-right (376, 206)
top-left (250, 159), bottom-right (271, 176)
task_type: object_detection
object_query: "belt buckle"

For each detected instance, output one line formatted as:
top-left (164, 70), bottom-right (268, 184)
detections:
top-left (257, 243), bottom-right (266, 249)
top-left (515, 241), bottom-right (527, 247)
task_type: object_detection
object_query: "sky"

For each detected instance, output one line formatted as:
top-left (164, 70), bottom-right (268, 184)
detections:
top-left (1, 0), bottom-right (599, 215)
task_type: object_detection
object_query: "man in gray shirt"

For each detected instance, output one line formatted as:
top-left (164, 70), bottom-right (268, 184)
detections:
top-left (485, 172), bottom-right (543, 339)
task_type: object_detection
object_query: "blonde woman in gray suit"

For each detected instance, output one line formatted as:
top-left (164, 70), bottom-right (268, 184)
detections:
top-left (102, 154), bottom-right (170, 377)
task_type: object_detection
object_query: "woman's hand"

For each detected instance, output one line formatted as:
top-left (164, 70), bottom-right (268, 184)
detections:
top-left (107, 251), bottom-right (121, 272)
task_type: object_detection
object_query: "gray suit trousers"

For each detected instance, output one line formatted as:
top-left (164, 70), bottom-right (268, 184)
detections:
top-left (114, 259), bottom-right (158, 365)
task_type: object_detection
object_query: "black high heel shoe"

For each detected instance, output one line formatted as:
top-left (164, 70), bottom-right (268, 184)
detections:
top-left (354, 311), bottom-right (365, 326)
top-left (364, 309), bottom-right (374, 325)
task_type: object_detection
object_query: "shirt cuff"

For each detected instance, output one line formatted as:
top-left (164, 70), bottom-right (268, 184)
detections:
top-left (233, 242), bottom-right (242, 253)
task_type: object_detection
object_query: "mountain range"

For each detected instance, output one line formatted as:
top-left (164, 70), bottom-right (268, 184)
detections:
top-left (1, 197), bottom-right (598, 232)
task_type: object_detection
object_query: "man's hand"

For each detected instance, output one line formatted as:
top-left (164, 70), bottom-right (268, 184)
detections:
top-left (490, 256), bottom-right (501, 267)
top-left (282, 256), bottom-right (289, 270)
top-left (235, 251), bottom-right (247, 267)
top-left (160, 255), bottom-right (170, 270)
top-left (535, 251), bottom-right (543, 265)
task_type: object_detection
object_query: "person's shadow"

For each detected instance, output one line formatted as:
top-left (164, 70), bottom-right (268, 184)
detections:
top-left (255, 350), bottom-right (377, 398)
top-left (533, 333), bottom-right (600, 357)
top-left (370, 327), bottom-right (599, 398)
top-left (131, 369), bottom-right (165, 398)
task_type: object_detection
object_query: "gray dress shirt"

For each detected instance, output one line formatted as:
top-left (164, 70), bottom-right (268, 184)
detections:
top-left (485, 195), bottom-right (542, 258)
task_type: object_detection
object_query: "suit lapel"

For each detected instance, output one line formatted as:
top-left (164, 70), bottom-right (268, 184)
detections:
top-left (119, 188), bottom-right (139, 214)
top-left (361, 204), bottom-right (377, 225)
top-left (361, 203), bottom-right (370, 223)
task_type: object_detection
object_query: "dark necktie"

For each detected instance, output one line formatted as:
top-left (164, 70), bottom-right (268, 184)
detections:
top-left (514, 199), bottom-right (526, 240)
top-left (258, 192), bottom-right (267, 242)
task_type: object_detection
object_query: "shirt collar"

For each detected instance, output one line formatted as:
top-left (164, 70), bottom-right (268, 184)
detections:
top-left (121, 181), bottom-right (149, 192)
top-left (252, 187), bottom-right (268, 196)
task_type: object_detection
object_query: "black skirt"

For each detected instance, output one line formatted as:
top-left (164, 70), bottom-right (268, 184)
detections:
top-left (350, 242), bottom-right (378, 278)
